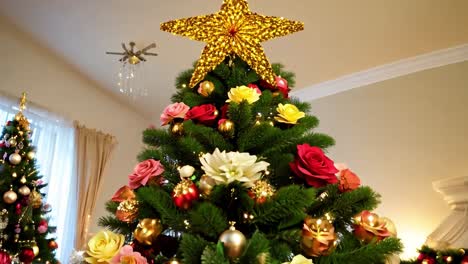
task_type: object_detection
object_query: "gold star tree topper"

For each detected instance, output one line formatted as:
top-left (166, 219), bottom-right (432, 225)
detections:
top-left (161, 0), bottom-right (304, 88)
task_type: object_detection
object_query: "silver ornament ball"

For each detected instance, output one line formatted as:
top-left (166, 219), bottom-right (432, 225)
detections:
top-left (219, 224), bottom-right (247, 259)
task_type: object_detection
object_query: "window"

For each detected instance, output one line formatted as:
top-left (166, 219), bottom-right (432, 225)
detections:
top-left (0, 94), bottom-right (77, 262)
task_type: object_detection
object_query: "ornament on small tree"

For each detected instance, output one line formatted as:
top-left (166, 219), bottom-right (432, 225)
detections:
top-left (19, 248), bottom-right (35, 264)
top-left (29, 189), bottom-right (42, 209)
top-left (172, 179), bottom-right (199, 209)
top-left (18, 185), bottom-right (31, 196)
top-left (219, 222), bottom-right (246, 259)
top-left (0, 250), bottom-right (11, 264)
top-left (8, 137), bottom-right (17, 148)
top-left (353, 210), bottom-right (394, 243)
top-left (134, 218), bottom-right (163, 246)
top-left (248, 180), bottom-right (275, 204)
top-left (48, 240), bottom-right (58, 250)
top-left (26, 151), bottom-right (35, 160)
top-left (3, 187), bottom-right (17, 204)
top-left (9, 150), bottom-right (22, 165)
top-left (198, 81), bottom-right (215, 97)
top-left (301, 216), bottom-right (337, 257)
top-left (116, 199), bottom-right (139, 223)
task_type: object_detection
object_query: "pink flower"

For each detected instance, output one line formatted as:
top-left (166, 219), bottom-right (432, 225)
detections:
top-left (110, 245), bottom-right (148, 264)
top-left (160, 102), bottom-right (190, 126)
top-left (128, 159), bottom-right (165, 189)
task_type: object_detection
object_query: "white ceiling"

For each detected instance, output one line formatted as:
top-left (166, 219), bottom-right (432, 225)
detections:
top-left (1, 0), bottom-right (467, 120)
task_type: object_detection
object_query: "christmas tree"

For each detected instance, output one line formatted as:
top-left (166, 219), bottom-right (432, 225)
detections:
top-left (0, 93), bottom-right (58, 263)
top-left (93, 1), bottom-right (403, 263)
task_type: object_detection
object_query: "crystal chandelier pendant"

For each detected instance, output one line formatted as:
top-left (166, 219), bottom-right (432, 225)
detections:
top-left (117, 61), bottom-right (148, 100)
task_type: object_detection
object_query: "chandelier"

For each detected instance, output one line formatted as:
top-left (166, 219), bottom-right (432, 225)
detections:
top-left (106, 42), bottom-right (157, 99)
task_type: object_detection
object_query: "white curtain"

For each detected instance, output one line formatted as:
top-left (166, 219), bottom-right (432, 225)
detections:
top-left (0, 93), bottom-right (77, 263)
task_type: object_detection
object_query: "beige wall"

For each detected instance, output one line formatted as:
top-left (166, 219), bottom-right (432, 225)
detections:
top-left (0, 18), bottom-right (150, 236)
top-left (310, 61), bottom-right (468, 258)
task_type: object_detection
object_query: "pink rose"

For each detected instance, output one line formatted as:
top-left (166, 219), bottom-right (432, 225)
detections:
top-left (160, 102), bottom-right (190, 126)
top-left (110, 245), bottom-right (148, 264)
top-left (128, 159), bottom-right (165, 189)
top-left (290, 144), bottom-right (338, 187)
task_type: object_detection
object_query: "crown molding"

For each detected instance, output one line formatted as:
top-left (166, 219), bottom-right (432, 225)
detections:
top-left (292, 43), bottom-right (468, 101)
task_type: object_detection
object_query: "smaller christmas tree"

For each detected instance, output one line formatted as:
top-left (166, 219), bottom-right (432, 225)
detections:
top-left (0, 93), bottom-right (58, 263)
top-left (401, 246), bottom-right (468, 264)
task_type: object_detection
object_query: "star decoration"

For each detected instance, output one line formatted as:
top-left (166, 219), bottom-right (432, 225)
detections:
top-left (161, 0), bottom-right (304, 88)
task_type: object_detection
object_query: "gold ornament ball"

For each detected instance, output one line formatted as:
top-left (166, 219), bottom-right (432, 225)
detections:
top-left (199, 175), bottom-right (216, 196)
top-left (170, 122), bottom-right (184, 136)
top-left (218, 119), bottom-right (235, 137)
top-left (134, 218), bottom-right (163, 246)
top-left (3, 190), bottom-right (18, 204)
top-left (8, 138), bottom-right (17, 147)
top-left (32, 244), bottom-right (39, 256)
top-left (27, 151), bottom-right (35, 160)
top-left (9, 153), bottom-right (22, 165)
top-left (18, 185), bottom-right (31, 196)
top-left (198, 81), bottom-right (215, 97)
top-left (165, 258), bottom-right (182, 264)
top-left (219, 224), bottom-right (247, 259)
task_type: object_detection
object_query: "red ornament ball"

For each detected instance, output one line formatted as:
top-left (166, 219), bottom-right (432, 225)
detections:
top-left (0, 251), bottom-right (11, 264)
top-left (48, 240), bottom-right (58, 250)
top-left (19, 248), bottom-right (35, 264)
top-left (172, 179), bottom-right (199, 209)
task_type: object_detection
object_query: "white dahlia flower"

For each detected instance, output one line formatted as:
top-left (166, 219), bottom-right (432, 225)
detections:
top-left (199, 148), bottom-right (269, 187)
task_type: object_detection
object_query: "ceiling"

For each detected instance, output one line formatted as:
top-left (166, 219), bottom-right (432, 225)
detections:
top-left (1, 0), bottom-right (468, 120)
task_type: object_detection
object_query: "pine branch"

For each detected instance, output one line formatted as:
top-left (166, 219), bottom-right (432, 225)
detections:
top-left (239, 231), bottom-right (271, 264)
top-left (136, 186), bottom-right (187, 230)
top-left (253, 186), bottom-right (315, 229)
top-left (179, 233), bottom-right (211, 264)
top-left (189, 202), bottom-right (229, 239)
top-left (98, 215), bottom-right (134, 234)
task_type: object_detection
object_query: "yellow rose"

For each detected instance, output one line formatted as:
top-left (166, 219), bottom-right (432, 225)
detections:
top-left (85, 230), bottom-right (125, 263)
top-left (282, 254), bottom-right (314, 264)
top-left (226, 86), bottom-right (260, 104)
top-left (274, 103), bottom-right (305, 124)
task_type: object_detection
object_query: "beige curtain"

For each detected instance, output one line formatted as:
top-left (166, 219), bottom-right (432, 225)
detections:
top-left (74, 122), bottom-right (118, 248)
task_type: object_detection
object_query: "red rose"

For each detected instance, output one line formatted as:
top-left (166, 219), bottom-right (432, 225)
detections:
top-left (185, 104), bottom-right (218, 125)
top-left (289, 144), bottom-right (338, 187)
top-left (220, 104), bottom-right (229, 119)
